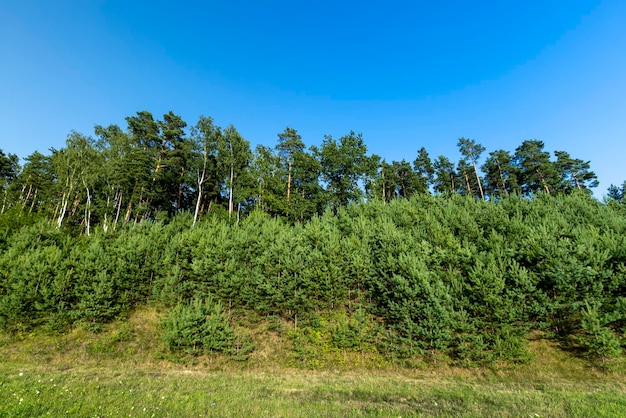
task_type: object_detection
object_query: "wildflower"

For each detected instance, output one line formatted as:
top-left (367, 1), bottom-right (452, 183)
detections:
top-left (18, 372), bottom-right (23, 377)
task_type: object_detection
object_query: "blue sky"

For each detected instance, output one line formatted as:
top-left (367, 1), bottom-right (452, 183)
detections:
top-left (1, 0), bottom-right (625, 197)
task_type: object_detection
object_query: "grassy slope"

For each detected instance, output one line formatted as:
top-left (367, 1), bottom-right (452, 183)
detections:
top-left (1, 307), bottom-right (625, 417)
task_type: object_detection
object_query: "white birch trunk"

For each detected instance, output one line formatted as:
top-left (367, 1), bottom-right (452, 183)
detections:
top-left (228, 165), bottom-right (234, 221)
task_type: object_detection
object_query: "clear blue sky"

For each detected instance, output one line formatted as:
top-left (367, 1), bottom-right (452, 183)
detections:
top-left (1, 0), bottom-right (625, 197)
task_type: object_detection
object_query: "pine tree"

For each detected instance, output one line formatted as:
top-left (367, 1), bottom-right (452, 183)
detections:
top-left (481, 149), bottom-right (520, 198)
top-left (276, 127), bottom-right (305, 207)
top-left (513, 140), bottom-right (557, 196)
top-left (433, 155), bottom-right (458, 194)
top-left (553, 150), bottom-right (598, 194)
top-left (413, 147), bottom-right (434, 193)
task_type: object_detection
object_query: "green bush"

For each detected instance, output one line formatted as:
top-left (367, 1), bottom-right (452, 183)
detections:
top-left (577, 301), bottom-right (624, 361)
top-left (160, 297), bottom-right (251, 357)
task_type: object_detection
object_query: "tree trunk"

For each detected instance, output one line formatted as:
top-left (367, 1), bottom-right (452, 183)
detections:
top-left (380, 168), bottom-right (386, 203)
top-left (177, 166), bottom-right (185, 212)
top-left (124, 200), bottom-right (133, 223)
top-left (450, 172), bottom-right (456, 193)
top-left (468, 151), bottom-right (485, 200)
top-left (228, 165), bottom-right (234, 220)
top-left (19, 184), bottom-right (27, 204)
top-left (1, 190), bottom-right (7, 214)
top-left (114, 190), bottom-right (123, 230)
top-left (496, 158), bottom-right (509, 195)
top-left (536, 168), bottom-right (551, 195)
top-left (464, 171), bottom-right (472, 195)
top-left (23, 184), bottom-right (33, 207)
top-left (84, 183), bottom-right (91, 236)
top-left (193, 181), bottom-right (203, 228)
top-left (29, 189), bottom-right (38, 213)
top-left (69, 193), bottom-right (81, 217)
top-left (57, 192), bottom-right (68, 229)
top-left (287, 160), bottom-right (292, 202)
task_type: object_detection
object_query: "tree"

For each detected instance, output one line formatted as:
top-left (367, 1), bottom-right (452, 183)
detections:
top-left (14, 151), bottom-right (54, 215)
top-left (52, 132), bottom-right (100, 234)
top-left (413, 147), bottom-right (434, 193)
top-left (513, 140), bottom-right (557, 196)
top-left (276, 127), bottom-right (305, 205)
top-left (457, 137), bottom-right (485, 199)
top-left (291, 148), bottom-right (324, 220)
top-left (481, 149), bottom-right (519, 198)
top-left (377, 160), bottom-right (399, 202)
top-left (121, 111), bottom-right (193, 220)
top-left (158, 111), bottom-right (191, 214)
top-left (190, 116), bottom-right (222, 227)
top-left (50, 148), bottom-right (76, 229)
top-left (457, 159), bottom-right (477, 196)
top-left (124, 111), bottom-right (161, 221)
top-left (94, 124), bottom-right (133, 230)
top-left (553, 151), bottom-right (598, 194)
top-left (397, 160), bottom-right (426, 197)
top-left (607, 181), bottom-right (626, 203)
top-left (247, 144), bottom-right (283, 215)
top-left (0, 149), bottom-right (19, 214)
top-left (315, 132), bottom-right (379, 211)
top-left (379, 160), bottom-right (425, 199)
top-left (218, 125), bottom-right (251, 220)
top-left (432, 155), bottom-right (458, 195)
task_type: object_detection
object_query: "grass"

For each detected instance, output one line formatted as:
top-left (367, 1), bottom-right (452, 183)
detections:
top-left (1, 307), bottom-right (626, 417)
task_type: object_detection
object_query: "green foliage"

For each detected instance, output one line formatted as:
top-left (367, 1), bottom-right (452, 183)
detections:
top-left (577, 301), bottom-right (624, 361)
top-left (330, 308), bottom-right (376, 350)
top-left (160, 297), bottom-right (252, 357)
top-left (314, 131), bottom-right (379, 210)
top-left (2, 190), bottom-right (626, 366)
top-left (288, 309), bottom-right (382, 369)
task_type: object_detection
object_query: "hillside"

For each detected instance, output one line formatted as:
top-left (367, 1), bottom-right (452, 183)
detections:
top-left (2, 193), bottom-right (626, 367)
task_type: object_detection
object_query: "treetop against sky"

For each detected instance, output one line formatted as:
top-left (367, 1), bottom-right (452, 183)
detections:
top-left (0, 1), bottom-right (624, 197)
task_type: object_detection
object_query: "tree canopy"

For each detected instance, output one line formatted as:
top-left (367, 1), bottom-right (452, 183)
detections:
top-left (0, 111), bottom-right (605, 231)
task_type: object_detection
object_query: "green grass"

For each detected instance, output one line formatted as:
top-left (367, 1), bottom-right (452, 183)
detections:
top-left (1, 307), bottom-right (626, 417)
top-left (2, 365), bottom-right (625, 417)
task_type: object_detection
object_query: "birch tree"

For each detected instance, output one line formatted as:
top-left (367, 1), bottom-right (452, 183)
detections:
top-left (457, 137), bottom-right (485, 199)
top-left (0, 150), bottom-right (19, 214)
top-left (190, 116), bottom-right (221, 227)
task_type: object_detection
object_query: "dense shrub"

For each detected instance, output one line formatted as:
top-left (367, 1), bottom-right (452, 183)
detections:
top-left (1, 193), bottom-right (625, 363)
top-left (161, 297), bottom-right (252, 357)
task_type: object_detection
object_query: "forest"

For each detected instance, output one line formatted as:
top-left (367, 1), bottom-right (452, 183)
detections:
top-left (1, 110), bottom-right (626, 366)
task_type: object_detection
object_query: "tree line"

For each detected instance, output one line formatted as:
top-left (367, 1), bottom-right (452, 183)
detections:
top-left (0, 110), bottom-right (608, 232)
top-left (2, 110), bottom-right (626, 365)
